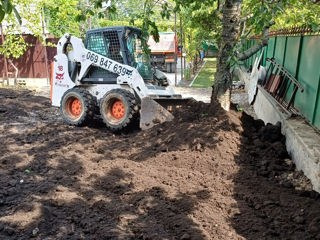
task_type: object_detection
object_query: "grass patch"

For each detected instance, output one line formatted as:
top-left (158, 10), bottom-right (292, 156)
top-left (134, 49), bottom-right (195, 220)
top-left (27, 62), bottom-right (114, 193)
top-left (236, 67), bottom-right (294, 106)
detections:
top-left (191, 58), bottom-right (217, 88)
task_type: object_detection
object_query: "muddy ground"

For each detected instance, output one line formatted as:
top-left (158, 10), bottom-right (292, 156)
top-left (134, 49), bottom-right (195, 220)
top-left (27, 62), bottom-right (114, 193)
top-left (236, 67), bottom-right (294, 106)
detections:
top-left (0, 87), bottom-right (320, 240)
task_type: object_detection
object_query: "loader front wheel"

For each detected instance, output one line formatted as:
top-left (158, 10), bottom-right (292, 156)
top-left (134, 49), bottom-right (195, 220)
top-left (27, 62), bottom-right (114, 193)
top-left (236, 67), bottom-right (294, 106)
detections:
top-left (100, 89), bottom-right (139, 131)
top-left (60, 89), bottom-right (96, 126)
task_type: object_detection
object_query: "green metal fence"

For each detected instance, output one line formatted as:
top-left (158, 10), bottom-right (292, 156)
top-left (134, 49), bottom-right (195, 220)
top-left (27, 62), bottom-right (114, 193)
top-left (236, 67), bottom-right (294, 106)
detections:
top-left (243, 33), bottom-right (320, 130)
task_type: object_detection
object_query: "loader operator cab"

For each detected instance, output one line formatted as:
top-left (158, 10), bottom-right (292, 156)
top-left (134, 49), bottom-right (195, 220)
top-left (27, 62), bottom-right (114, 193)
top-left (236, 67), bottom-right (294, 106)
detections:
top-left (109, 43), bottom-right (123, 63)
top-left (125, 29), bottom-right (153, 80)
top-left (84, 26), bottom-right (168, 86)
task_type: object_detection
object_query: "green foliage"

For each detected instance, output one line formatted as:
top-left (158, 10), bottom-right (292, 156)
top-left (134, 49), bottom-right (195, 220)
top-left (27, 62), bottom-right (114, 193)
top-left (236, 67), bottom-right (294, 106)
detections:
top-left (0, 33), bottom-right (26, 58)
top-left (242, 0), bottom-right (320, 36)
top-left (160, 2), bottom-right (171, 20)
top-left (41, 0), bottom-right (176, 55)
top-left (123, 0), bottom-right (162, 54)
top-left (273, 0), bottom-right (320, 31)
top-left (173, 1), bottom-right (221, 66)
top-left (175, 0), bottom-right (320, 66)
top-left (44, 0), bottom-right (81, 37)
top-left (98, 19), bottom-right (174, 32)
top-left (184, 68), bottom-right (191, 81)
top-left (98, 0), bottom-right (176, 54)
top-left (0, 0), bottom-right (46, 60)
top-left (0, 0), bottom-right (21, 24)
top-left (44, 0), bottom-right (120, 38)
top-left (242, 0), bottom-right (281, 34)
top-left (4, 0), bottom-right (319, 65)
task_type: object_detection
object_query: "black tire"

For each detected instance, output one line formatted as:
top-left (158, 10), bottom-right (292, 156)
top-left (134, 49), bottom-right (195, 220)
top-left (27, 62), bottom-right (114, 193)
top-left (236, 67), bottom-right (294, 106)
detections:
top-left (60, 88), bottom-right (96, 126)
top-left (99, 89), bottom-right (139, 132)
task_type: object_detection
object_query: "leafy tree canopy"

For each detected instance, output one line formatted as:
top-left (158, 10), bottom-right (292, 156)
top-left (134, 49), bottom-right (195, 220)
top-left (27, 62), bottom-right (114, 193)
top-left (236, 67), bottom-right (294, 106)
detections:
top-left (0, 0), bottom-right (43, 59)
top-left (44, 0), bottom-right (81, 37)
top-left (0, 0), bottom-right (21, 24)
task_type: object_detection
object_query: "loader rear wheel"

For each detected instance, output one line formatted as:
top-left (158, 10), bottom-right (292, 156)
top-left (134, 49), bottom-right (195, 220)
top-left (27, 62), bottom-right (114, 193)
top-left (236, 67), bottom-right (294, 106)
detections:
top-left (60, 89), bottom-right (96, 126)
top-left (100, 89), bottom-right (139, 132)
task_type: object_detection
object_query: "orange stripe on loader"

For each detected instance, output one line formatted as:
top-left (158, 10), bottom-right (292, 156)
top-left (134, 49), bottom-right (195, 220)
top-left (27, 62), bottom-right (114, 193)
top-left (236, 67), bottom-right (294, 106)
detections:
top-left (50, 62), bottom-right (54, 101)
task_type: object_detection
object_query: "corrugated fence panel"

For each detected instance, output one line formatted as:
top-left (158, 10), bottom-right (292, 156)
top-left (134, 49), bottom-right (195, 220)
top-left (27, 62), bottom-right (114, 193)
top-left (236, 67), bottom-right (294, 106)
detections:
top-left (242, 34), bottom-right (320, 130)
top-left (0, 35), bottom-right (58, 78)
top-left (274, 36), bottom-right (286, 65)
top-left (284, 37), bottom-right (300, 76)
top-left (266, 37), bottom-right (276, 69)
top-left (283, 36), bottom-right (301, 102)
top-left (295, 36), bottom-right (320, 122)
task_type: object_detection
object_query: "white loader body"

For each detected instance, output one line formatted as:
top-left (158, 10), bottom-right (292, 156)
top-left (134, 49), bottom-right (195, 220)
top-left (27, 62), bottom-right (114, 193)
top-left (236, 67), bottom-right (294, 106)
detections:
top-left (51, 33), bottom-right (181, 130)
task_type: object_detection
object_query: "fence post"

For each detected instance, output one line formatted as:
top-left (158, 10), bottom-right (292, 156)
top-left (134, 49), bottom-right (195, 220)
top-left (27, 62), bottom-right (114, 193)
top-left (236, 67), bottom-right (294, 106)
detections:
top-left (282, 36), bottom-right (288, 66)
top-left (289, 36), bottom-right (305, 107)
top-left (295, 36), bottom-right (304, 79)
top-left (41, 8), bottom-right (50, 85)
top-left (0, 23), bottom-right (9, 86)
top-left (272, 36), bottom-right (277, 59)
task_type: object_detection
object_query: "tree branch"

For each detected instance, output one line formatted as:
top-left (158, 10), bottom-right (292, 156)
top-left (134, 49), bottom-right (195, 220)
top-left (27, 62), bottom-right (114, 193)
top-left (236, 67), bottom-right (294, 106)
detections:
top-left (263, 0), bottom-right (281, 5)
top-left (241, 21), bottom-right (246, 36)
top-left (237, 21), bottom-right (275, 61)
top-left (241, 21), bottom-right (253, 38)
top-left (243, 26), bottom-right (253, 38)
top-left (217, 0), bottom-right (224, 11)
top-left (241, 14), bottom-right (253, 23)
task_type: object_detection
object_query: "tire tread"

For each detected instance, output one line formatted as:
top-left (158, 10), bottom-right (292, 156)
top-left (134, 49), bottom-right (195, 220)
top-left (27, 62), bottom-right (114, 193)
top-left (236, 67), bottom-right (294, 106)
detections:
top-left (100, 89), bottom-right (139, 132)
top-left (60, 88), bottom-right (96, 126)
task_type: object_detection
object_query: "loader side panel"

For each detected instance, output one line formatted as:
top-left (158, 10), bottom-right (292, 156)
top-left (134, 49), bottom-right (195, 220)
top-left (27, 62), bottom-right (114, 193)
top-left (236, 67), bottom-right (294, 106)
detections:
top-left (51, 54), bottom-right (75, 107)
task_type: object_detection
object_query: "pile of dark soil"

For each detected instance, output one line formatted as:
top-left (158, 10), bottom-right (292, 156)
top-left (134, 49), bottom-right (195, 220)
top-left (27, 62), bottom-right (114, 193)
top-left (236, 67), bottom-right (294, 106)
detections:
top-left (0, 88), bottom-right (319, 240)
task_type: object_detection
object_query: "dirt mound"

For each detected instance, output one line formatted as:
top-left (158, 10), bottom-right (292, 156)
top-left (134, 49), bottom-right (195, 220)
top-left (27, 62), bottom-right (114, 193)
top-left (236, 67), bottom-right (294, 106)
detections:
top-left (0, 88), bottom-right (319, 240)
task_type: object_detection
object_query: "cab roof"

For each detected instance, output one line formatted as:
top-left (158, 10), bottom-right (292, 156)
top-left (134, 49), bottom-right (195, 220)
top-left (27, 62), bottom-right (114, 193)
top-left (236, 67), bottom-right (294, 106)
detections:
top-left (86, 26), bottom-right (142, 35)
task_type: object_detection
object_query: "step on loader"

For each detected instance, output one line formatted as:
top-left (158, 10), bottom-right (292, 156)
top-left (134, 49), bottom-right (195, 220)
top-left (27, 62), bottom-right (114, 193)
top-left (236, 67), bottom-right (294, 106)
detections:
top-left (51, 26), bottom-right (186, 131)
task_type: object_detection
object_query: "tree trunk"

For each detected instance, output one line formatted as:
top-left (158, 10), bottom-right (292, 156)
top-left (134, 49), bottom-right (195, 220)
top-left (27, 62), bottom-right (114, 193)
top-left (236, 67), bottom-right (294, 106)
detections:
top-left (211, 0), bottom-right (242, 111)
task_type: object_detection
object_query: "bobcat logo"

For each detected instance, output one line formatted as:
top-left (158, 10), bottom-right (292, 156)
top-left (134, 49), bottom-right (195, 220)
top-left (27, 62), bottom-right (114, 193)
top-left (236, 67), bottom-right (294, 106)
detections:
top-left (56, 73), bottom-right (64, 80)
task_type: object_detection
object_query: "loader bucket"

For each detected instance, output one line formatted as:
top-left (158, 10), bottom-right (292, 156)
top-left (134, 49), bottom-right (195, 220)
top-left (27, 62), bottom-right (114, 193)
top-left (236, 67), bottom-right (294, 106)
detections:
top-left (139, 97), bottom-right (192, 130)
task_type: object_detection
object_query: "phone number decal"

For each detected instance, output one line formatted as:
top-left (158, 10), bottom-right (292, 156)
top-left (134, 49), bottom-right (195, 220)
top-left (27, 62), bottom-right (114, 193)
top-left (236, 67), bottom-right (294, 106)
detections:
top-left (86, 52), bottom-right (133, 77)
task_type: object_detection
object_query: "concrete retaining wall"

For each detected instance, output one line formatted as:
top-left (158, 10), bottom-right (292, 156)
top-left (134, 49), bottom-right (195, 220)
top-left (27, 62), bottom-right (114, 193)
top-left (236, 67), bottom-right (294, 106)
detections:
top-left (253, 87), bottom-right (286, 125)
top-left (284, 118), bottom-right (320, 192)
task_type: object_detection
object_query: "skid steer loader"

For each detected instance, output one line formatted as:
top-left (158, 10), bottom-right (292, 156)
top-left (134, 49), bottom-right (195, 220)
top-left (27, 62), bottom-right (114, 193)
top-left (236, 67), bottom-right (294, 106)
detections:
top-left (51, 26), bottom-right (185, 131)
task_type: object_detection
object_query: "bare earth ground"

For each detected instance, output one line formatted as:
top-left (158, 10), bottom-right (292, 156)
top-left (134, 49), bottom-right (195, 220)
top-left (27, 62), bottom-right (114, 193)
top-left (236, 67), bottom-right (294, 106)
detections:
top-left (0, 87), bottom-right (320, 240)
